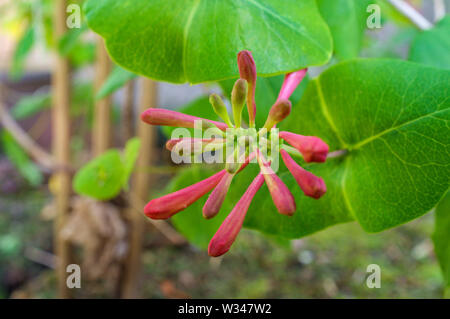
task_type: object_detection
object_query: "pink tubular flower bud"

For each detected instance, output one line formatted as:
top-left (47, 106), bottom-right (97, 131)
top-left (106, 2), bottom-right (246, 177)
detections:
top-left (144, 170), bottom-right (227, 219)
top-left (280, 149), bottom-right (326, 199)
top-left (256, 150), bottom-right (296, 216)
top-left (208, 173), bottom-right (265, 257)
top-left (237, 51), bottom-right (257, 127)
top-left (279, 131), bottom-right (329, 163)
top-left (141, 108), bottom-right (228, 131)
top-left (263, 99), bottom-right (292, 130)
top-left (277, 69), bottom-right (308, 101)
top-left (203, 172), bottom-right (234, 219)
top-left (165, 138), bottom-right (225, 152)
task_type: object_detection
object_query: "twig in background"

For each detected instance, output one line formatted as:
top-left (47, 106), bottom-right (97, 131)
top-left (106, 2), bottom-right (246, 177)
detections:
top-left (0, 90), bottom-right (55, 171)
top-left (388, 0), bottom-right (433, 30)
top-left (433, 0), bottom-right (446, 22)
top-left (24, 246), bottom-right (56, 269)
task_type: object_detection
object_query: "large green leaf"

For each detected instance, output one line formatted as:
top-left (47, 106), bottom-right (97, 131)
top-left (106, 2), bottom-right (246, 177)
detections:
top-left (84, 0), bottom-right (332, 84)
top-left (281, 59), bottom-right (449, 233)
top-left (317, 0), bottom-right (372, 60)
top-left (409, 15), bottom-right (450, 70)
top-left (169, 59), bottom-right (449, 247)
top-left (432, 192), bottom-right (450, 294)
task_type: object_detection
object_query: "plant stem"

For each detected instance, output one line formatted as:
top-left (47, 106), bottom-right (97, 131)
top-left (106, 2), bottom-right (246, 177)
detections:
top-left (121, 78), bottom-right (158, 298)
top-left (388, 0), bottom-right (433, 30)
top-left (122, 80), bottom-right (135, 143)
top-left (52, 0), bottom-right (73, 299)
top-left (93, 37), bottom-right (112, 156)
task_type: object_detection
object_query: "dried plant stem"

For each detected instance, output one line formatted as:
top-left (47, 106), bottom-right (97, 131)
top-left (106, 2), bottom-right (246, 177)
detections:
top-left (121, 78), bottom-right (158, 298)
top-left (388, 0), bottom-right (433, 30)
top-left (52, 0), bottom-right (73, 299)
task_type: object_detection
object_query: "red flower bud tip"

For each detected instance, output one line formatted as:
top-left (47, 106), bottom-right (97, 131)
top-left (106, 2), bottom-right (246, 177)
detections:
top-left (141, 108), bottom-right (228, 131)
top-left (203, 172), bottom-right (234, 219)
top-left (280, 149), bottom-right (327, 199)
top-left (263, 99), bottom-right (292, 130)
top-left (279, 131), bottom-right (329, 163)
top-left (165, 138), bottom-right (225, 152)
top-left (237, 50), bottom-right (257, 127)
top-left (277, 69), bottom-right (308, 101)
top-left (256, 150), bottom-right (296, 216)
top-left (144, 170), bottom-right (227, 220)
top-left (208, 173), bottom-right (265, 257)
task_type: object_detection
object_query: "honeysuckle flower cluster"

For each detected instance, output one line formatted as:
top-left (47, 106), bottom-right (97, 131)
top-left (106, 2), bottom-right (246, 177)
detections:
top-left (141, 51), bottom-right (329, 257)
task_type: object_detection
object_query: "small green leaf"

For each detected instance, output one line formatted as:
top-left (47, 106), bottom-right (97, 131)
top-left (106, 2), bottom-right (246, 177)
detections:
top-left (96, 66), bottom-right (137, 99)
top-left (10, 25), bottom-right (35, 80)
top-left (409, 15), bottom-right (450, 70)
top-left (123, 137), bottom-right (141, 183)
top-left (68, 42), bottom-right (96, 67)
top-left (73, 150), bottom-right (125, 200)
top-left (58, 24), bottom-right (88, 55)
top-left (432, 192), bottom-right (450, 290)
top-left (0, 131), bottom-right (43, 186)
top-left (84, 0), bottom-right (332, 83)
top-left (11, 93), bottom-right (51, 120)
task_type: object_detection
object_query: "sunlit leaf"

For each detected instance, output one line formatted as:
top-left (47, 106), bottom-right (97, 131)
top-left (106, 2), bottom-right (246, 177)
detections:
top-left (84, 0), bottom-right (332, 83)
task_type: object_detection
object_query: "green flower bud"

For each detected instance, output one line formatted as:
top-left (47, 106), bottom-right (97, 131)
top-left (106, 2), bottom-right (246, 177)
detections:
top-left (231, 79), bottom-right (248, 127)
top-left (209, 94), bottom-right (233, 127)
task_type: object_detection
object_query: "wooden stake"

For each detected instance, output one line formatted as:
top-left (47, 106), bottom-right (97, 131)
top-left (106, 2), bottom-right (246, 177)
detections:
top-left (121, 78), bottom-right (158, 298)
top-left (122, 80), bottom-right (135, 143)
top-left (52, 0), bottom-right (72, 299)
top-left (92, 38), bottom-right (112, 156)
